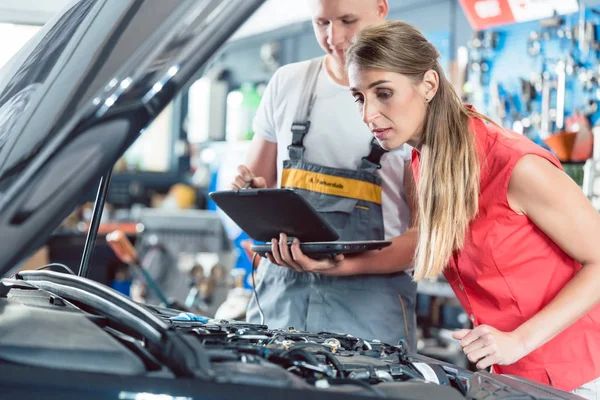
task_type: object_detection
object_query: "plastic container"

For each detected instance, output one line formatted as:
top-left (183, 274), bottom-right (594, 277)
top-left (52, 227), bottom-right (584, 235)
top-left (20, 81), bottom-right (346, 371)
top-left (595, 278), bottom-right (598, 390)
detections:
top-left (544, 131), bottom-right (577, 161)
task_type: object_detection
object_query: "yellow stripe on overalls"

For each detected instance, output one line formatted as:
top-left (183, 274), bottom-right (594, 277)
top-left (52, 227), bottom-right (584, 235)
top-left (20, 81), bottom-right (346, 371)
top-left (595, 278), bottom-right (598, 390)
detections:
top-left (281, 168), bottom-right (382, 205)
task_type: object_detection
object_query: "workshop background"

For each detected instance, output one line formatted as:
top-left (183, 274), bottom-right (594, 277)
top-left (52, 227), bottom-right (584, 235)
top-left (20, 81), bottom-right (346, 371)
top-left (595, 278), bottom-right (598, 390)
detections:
top-left (3, 0), bottom-right (600, 368)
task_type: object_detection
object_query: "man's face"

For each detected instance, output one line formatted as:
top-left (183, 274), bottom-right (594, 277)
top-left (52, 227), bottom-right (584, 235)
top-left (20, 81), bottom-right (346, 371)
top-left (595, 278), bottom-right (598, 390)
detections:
top-left (310, 0), bottom-right (388, 67)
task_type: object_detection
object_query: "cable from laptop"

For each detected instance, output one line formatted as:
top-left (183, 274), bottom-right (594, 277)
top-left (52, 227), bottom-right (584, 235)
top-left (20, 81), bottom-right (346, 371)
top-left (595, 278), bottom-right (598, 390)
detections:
top-left (36, 263), bottom-right (75, 275)
top-left (251, 252), bottom-right (265, 325)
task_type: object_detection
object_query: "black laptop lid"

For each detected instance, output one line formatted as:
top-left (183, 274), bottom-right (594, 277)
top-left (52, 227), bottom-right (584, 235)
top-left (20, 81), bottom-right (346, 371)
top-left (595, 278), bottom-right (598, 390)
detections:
top-left (209, 188), bottom-right (339, 243)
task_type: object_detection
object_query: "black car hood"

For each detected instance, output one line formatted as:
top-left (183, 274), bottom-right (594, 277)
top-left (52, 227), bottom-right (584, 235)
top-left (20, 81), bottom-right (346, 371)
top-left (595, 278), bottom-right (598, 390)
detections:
top-left (0, 0), bottom-right (264, 277)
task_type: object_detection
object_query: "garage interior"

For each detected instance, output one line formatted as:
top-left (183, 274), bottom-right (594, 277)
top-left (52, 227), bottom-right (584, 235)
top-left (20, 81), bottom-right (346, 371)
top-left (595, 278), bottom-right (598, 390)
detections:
top-left (1, 1), bottom-right (599, 398)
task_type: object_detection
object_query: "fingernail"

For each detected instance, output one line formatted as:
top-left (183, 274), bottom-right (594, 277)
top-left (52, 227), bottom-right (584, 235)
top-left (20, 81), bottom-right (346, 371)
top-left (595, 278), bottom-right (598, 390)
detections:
top-left (293, 238), bottom-right (299, 244)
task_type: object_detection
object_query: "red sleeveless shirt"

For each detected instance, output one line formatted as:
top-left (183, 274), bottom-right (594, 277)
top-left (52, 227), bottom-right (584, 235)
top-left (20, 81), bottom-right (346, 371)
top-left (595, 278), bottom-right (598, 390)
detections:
top-left (412, 116), bottom-right (600, 391)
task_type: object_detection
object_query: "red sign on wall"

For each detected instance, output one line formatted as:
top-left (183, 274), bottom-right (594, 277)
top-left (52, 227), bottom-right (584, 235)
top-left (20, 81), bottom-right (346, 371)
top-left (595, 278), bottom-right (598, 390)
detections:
top-left (459, 0), bottom-right (579, 31)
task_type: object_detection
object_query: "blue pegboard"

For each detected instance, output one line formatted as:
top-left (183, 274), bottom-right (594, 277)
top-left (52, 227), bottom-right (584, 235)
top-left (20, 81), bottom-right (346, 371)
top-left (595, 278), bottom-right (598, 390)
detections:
top-left (467, 9), bottom-right (600, 149)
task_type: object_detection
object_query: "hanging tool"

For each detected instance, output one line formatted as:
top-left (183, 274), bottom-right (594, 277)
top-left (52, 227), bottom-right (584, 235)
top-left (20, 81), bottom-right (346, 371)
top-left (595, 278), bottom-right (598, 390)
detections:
top-left (506, 92), bottom-right (523, 133)
top-left (106, 230), bottom-right (171, 306)
top-left (520, 78), bottom-right (537, 113)
top-left (540, 72), bottom-right (552, 140)
top-left (489, 81), bottom-right (505, 125)
top-left (578, 0), bottom-right (589, 61)
top-left (527, 31), bottom-right (542, 57)
top-left (482, 31), bottom-right (499, 50)
top-left (453, 46), bottom-right (470, 101)
top-left (467, 31), bottom-right (492, 88)
top-left (581, 99), bottom-right (599, 116)
top-left (555, 59), bottom-right (567, 131)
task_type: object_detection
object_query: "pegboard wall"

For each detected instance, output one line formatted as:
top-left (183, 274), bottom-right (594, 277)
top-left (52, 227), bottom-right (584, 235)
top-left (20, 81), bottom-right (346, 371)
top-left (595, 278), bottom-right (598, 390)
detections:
top-left (463, 7), bottom-right (600, 179)
top-left (204, 1), bottom-right (600, 187)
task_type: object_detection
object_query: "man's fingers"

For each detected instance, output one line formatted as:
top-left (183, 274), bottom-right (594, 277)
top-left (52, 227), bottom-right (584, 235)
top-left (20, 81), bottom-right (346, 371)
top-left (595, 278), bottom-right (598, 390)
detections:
top-left (278, 233), bottom-right (292, 261)
top-left (292, 243), bottom-right (325, 272)
top-left (251, 176), bottom-right (267, 189)
top-left (270, 238), bottom-right (285, 266)
top-left (271, 237), bottom-right (301, 271)
top-left (289, 238), bottom-right (312, 263)
top-left (304, 262), bottom-right (333, 272)
top-left (278, 234), bottom-right (303, 271)
top-left (237, 165), bottom-right (253, 180)
top-left (232, 175), bottom-right (249, 190)
top-left (232, 165), bottom-right (267, 189)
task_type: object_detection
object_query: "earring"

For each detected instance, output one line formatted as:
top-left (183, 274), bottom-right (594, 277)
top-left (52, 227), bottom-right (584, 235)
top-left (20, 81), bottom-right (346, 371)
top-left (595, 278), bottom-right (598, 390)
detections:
top-left (425, 97), bottom-right (429, 103)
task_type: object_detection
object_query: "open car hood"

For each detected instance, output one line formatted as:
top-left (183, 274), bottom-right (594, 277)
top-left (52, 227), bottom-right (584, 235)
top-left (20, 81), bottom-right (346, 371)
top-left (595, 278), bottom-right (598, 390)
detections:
top-left (0, 0), bottom-right (264, 277)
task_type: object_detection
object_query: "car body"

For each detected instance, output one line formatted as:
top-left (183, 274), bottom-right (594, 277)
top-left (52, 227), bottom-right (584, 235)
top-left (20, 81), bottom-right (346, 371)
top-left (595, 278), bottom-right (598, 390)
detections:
top-left (0, 1), bottom-right (583, 399)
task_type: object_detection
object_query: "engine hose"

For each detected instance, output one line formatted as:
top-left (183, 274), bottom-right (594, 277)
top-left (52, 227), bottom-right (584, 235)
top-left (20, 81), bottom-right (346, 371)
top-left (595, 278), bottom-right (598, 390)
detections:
top-left (280, 345), bottom-right (345, 378)
top-left (280, 348), bottom-right (321, 368)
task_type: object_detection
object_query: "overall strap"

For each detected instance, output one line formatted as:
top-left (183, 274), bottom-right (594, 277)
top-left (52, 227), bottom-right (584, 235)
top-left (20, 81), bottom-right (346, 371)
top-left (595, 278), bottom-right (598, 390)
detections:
top-left (359, 138), bottom-right (387, 173)
top-left (288, 57), bottom-right (323, 161)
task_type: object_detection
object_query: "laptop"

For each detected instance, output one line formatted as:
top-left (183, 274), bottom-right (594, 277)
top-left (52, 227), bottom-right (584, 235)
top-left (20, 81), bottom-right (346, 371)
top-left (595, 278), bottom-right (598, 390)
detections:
top-left (209, 188), bottom-right (391, 258)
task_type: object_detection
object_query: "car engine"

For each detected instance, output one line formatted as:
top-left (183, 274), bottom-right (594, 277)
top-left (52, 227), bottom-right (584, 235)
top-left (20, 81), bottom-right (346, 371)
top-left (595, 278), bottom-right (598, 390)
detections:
top-left (157, 311), bottom-right (547, 400)
top-left (1, 272), bottom-right (577, 400)
top-left (161, 316), bottom-right (465, 398)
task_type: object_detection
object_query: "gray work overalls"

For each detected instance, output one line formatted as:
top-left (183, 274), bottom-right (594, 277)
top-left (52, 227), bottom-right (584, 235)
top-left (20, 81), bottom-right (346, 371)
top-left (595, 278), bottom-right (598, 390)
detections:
top-left (246, 57), bottom-right (417, 348)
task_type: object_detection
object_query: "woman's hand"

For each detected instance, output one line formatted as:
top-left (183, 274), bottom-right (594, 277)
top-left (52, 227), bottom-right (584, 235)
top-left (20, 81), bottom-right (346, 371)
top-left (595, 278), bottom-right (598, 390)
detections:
top-left (452, 325), bottom-right (529, 370)
top-left (266, 233), bottom-right (344, 273)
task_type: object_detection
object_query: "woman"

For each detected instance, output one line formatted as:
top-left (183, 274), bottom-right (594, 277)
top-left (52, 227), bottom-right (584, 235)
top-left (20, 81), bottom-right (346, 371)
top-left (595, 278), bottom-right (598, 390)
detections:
top-left (276, 20), bottom-right (600, 397)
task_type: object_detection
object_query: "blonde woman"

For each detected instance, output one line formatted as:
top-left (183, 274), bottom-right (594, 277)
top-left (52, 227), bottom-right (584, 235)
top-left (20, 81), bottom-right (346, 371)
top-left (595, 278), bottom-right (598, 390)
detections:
top-left (276, 20), bottom-right (600, 398)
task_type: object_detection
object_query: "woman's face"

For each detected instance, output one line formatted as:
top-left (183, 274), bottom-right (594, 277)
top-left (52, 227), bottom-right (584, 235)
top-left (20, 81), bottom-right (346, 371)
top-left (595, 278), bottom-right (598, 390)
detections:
top-left (348, 65), bottom-right (430, 150)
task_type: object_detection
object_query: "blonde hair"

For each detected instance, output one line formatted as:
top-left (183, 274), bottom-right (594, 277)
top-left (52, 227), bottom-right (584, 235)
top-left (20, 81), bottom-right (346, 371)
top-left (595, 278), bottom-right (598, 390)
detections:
top-left (347, 21), bottom-right (496, 280)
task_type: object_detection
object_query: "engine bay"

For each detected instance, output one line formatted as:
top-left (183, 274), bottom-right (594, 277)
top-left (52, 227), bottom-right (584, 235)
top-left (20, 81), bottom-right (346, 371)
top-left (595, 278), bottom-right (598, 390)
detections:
top-left (0, 271), bottom-right (576, 400)
top-left (167, 317), bottom-right (467, 398)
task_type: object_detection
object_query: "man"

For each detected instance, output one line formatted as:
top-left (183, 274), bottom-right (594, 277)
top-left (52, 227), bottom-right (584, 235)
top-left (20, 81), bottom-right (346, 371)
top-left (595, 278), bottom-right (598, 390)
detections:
top-left (231, 0), bottom-right (418, 347)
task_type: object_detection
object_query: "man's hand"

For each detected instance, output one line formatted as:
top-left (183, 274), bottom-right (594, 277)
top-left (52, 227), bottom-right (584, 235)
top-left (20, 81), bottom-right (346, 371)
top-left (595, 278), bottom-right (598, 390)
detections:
top-left (452, 325), bottom-right (529, 370)
top-left (266, 233), bottom-right (344, 273)
top-left (231, 165), bottom-right (267, 190)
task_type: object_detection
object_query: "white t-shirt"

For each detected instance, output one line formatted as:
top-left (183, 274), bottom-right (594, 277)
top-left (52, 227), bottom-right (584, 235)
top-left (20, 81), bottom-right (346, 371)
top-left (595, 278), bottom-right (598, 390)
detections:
top-left (253, 58), bottom-right (412, 239)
